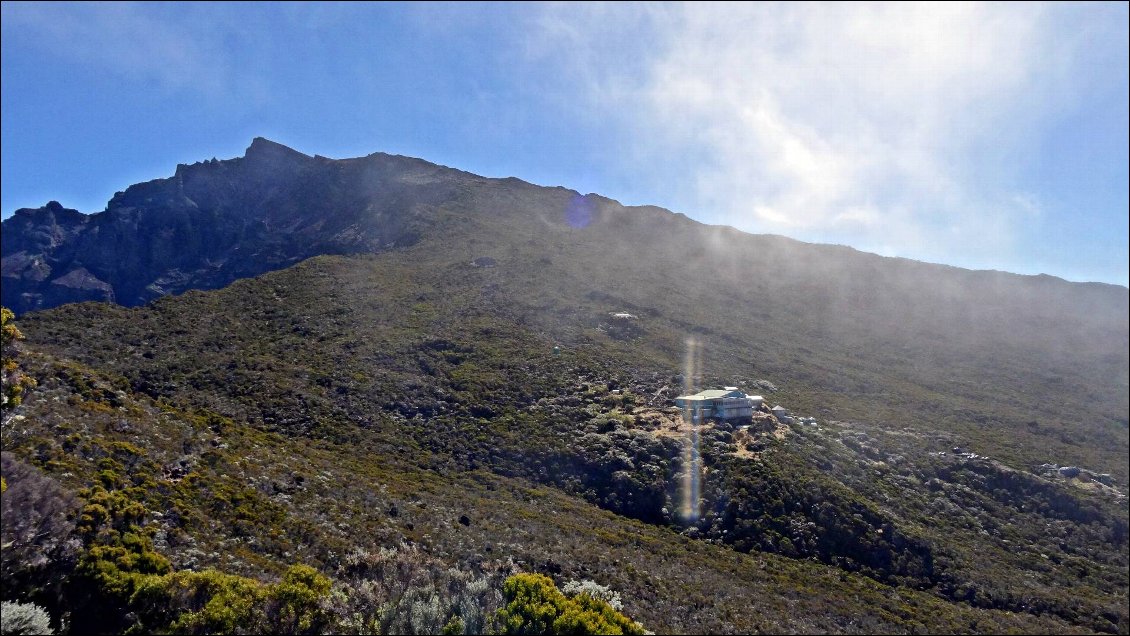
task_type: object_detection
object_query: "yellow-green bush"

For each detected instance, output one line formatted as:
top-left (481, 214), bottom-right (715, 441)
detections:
top-left (128, 564), bottom-right (332, 635)
top-left (133, 569), bottom-right (266, 634)
top-left (1, 306), bottom-right (37, 409)
top-left (265, 564), bottom-right (333, 634)
top-left (495, 573), bottom-right (644, 635)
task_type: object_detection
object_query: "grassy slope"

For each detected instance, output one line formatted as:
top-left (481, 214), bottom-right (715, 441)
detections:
top-left (8, 160), bottom-right (1128, 633)
top-left (6, 346), bottom-right (1097, 634)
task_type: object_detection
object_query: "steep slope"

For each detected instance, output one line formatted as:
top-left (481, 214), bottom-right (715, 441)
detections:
top-left (3, 139), bottom-right (1127, 633)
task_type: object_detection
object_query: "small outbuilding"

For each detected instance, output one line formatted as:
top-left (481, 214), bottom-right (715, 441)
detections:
top-left (771, 404), bottom-right (792, 424)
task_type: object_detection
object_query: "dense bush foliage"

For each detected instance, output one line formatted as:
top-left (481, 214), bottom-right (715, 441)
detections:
top-left (495, 573), bottom-right (644, 635)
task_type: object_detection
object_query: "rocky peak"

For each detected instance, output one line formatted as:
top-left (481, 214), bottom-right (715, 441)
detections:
top-left (243, 137), bottom-right (314, 166)
top-left (1, 138), bottom-right (443, 314)
top-left (11, 200), bottom-right (86, 223)
top-left (3, 201), bottom-right (89, 254)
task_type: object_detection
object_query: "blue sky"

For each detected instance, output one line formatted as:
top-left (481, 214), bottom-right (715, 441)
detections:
top-left (2, 2), bottom-right (1127, 286)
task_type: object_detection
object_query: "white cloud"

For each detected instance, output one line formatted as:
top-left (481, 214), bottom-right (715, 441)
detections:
top-left (528, 1), bottom-right (1089, 268)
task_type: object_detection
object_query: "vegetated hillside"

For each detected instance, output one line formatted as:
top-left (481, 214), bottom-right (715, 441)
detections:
top-left (3, 342), bottom-right (1100, 635)
top-left (2, 139), bottom-right (1128, 633)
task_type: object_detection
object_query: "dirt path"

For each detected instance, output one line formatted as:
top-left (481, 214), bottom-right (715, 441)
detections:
top-left (633, 407), bottom-right (789, 460)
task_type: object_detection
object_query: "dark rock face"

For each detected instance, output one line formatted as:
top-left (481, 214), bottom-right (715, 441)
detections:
top-left (2, 138), bottom-right (460, 314)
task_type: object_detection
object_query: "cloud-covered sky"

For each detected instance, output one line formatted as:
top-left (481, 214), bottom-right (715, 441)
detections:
top-left (3, 2), bottom-right (1126, 285)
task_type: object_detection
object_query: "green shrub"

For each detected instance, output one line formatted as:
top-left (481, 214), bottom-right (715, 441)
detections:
top-left (76, 540), bottom-right (169, 598)
top-left (265, 564), bottom-right (333, 634)
top-left (440, 616), bottom-right (465, 635)
top-left (76, 487), bottom-right (147, 541)
top-left (129, 564), bottom-right (333, 635)
top-left (495, 573), bottom-right (645, 635)
top-left (142, 569), bottom-right (267, 635)
top-left (65, 487), bottom-right (170, 633)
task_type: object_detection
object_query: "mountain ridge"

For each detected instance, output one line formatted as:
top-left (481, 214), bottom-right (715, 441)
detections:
top-left (5, 139), bottom-right (1127, 478)
top-left (1, 137), bottom-right (1127, 634)
top-left (5, 138), bottom-right (1126, 318)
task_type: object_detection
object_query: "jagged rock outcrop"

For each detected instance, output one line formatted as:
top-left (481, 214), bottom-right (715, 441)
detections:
top-left (1, 138), bottom-right (461, 314)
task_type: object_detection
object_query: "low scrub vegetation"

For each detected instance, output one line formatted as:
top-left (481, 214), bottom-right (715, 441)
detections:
top-left (2, 224), bottom-right (1125, 636)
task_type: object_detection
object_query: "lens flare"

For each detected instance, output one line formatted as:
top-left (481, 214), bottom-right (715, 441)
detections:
top-left (565, 193), bottom-right (595, 228)
top-left (680, 337), bottom-right (702, 523)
